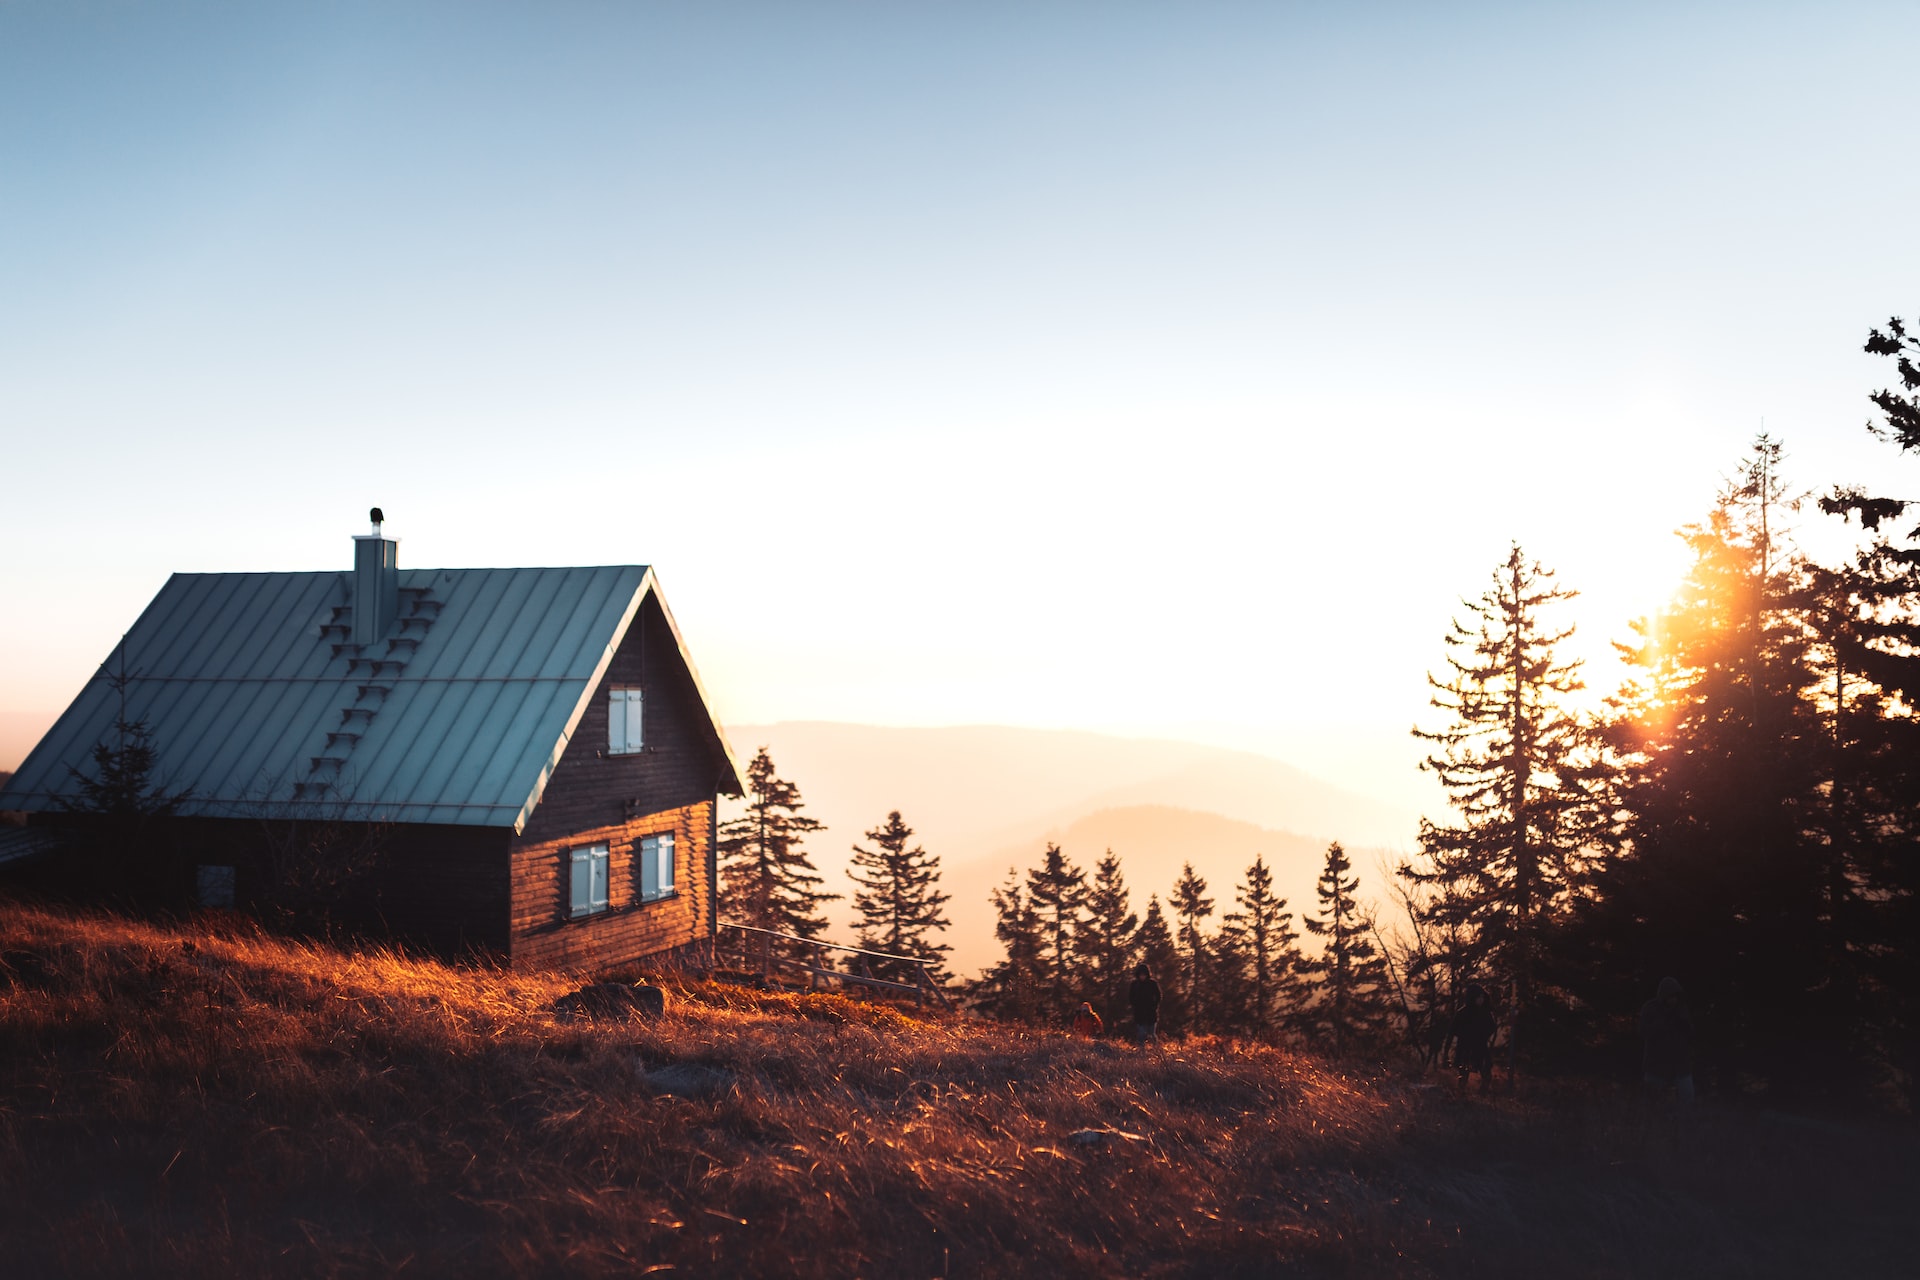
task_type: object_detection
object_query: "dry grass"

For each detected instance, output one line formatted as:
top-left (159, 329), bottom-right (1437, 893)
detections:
top-left (1, 899), bottom-right (1915, 1278)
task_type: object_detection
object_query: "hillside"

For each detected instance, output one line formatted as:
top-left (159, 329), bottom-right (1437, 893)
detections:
top-left (2, 900), bottom-right (1916, 1278)
top-left (723, 723), bottom-right (1419, 973)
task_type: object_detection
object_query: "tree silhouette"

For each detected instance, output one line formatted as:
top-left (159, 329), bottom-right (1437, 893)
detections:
top-left (974, 867), bottom-right (1046, 1021)
top-left (1026, 843), bottom-right (1089, 1016)
top-left (1134, 894), bottom-right (1186, 1032)
top-left (60, 645), bottom-right (186, 823)
top-left (718, 748), bottom-right (837, 951)
top-left (1214, 854), bottom-right (1300, 1040)
top-left (58, 644), bottom-right (191, 877)
top-left (1170, 862), bottom-right (1214, 1024)
top-left (846, 810), bottom-right (951, 983)
top-left (1813, 318), bottom-right (1920, 1099)
top-left (1080, 850), bottom-right (1139, 1028)
top-left (1571, 438), bottom-right (1878, 1100)
top-left (1299, 842), bottom-right (1391, 1056)
top-left (1407, 544), bottom-right (1601, 1084)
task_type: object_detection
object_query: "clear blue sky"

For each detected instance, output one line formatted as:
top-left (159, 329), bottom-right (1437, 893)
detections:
top-left (3, 2), bottom-right (1916, 806)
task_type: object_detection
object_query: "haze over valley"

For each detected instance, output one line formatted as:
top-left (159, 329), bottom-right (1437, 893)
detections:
top-left (722, 722), bottom-right (1416, 976)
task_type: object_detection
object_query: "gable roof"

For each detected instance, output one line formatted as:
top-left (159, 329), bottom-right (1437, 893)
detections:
top-left (0, 565), bottom-right (743, 831)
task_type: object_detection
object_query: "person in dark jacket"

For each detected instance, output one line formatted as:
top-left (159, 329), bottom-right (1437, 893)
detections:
top-left (1639, 976), bottom-right (1694, 1104)
top-left (1128, 964), bottom-right (1162, 1047)
top-left (1448, 984), bottom-right (1496, 1092)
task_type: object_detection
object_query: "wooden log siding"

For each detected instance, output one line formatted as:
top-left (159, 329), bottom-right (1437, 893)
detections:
top-left (507, 800), bottom-right (713, 971)
top-left (506, 595), bottom-right (725, 971)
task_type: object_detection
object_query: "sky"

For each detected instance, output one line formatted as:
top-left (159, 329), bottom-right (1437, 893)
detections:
top-left (3, 2), bottom-right (1917, 809)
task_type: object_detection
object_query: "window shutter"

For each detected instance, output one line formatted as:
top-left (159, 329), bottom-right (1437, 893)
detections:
top-left (570, 848), bottom-right (591, 917)
top-left (639, 836), bottom-right (658, 902)
top-left (625, 688), bottom-right (644, 750)
top-left (590, 846), bottom-right (609, 910)
top-left (659, 833), bottom-right (675, 893)
top-left (607, 689), bottom-right (627, 754)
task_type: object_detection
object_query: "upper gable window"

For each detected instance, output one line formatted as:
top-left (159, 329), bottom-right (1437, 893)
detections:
top-left (608, 686), bottom-right (643, 755)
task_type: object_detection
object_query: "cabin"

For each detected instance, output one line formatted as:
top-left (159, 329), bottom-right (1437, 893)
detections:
top-left (0, 513), bottom-right (743, 971)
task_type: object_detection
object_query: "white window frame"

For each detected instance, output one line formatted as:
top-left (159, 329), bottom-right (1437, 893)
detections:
top-left (569, 844), bottom-right (610, 918)
top-left (607, 686), bottom-right (643, 755)
top-left (639, 832), bottom-right (676, 902)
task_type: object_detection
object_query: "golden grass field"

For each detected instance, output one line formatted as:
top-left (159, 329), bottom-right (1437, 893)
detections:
top-left (0, 899), bottom-right (1914, 1278)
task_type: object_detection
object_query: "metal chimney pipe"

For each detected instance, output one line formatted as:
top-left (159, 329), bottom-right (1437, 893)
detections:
top-left (353, 508), bottom-right (399, 646)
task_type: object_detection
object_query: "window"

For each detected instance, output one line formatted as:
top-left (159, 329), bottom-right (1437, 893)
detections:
top-left (639, 832), bottom-right (676, 902)
top-left (607, 686), bottom-right (643, 755)
top-left (196, 865), bottom-right (236, 909)
top-left (569, 844), bottom-right (610, 917)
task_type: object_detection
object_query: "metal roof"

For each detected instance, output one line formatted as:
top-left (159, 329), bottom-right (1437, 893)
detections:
top-left (0, 565), bottom-right (743, 831)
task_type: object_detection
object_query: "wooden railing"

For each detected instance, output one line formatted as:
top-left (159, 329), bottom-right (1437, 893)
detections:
top-left (717, 922), bottom-right (954, 1011)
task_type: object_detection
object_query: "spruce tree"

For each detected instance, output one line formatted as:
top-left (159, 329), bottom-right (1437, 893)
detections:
top-left (1214, 854), bottom-right (1300, 1040)
top-left (1170, 862), bottom-right (1214, 1027)
top-left (1080, 849), bottom-right (1139, 1027)
top-left (1299, 842), bottom-right (1391, 1056)
top-left (718, 748), bottom-right (837, 954)
top-left (1573, 438), bottom-right (1874, 1100)
top-left (1026, 843), bottom-right (1090, 1015)
top-left (1134, 894), bottom-right (1186, 1032)
top-left (1814, 317), bottom-right (1920, 1100)
top-left (1407, 544), bottom-right (1600, 1084)
top-left (846, 810), bottom-right (951, 983)
top-left (60, 651), bottom-right (189, 828)
top-left (59, 650), bottom-right (191, 889)
top-left (974, 867), bottom-right (1046, 1021)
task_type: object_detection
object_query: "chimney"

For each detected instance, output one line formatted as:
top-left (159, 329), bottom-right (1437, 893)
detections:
top-left (352, 506), bottom-right (399, 646)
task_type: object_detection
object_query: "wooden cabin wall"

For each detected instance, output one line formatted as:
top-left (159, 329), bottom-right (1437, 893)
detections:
top-left (507, 594), bottom-right (726, 971)
top-left (508, 799), bottom-right (714, 972)
top-left (0, 815), bottom-right (513, 960)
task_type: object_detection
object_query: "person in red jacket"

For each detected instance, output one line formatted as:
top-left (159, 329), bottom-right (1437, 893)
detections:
top-left (1071, 1001), bottom-right (1104, 1038)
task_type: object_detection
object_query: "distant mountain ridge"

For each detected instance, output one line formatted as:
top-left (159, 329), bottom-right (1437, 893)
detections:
top-left (723, 722), bottom-right (1419, 977)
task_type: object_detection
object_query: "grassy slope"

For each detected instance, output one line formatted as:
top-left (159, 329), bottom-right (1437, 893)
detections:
top-left (0, 902), bottom-right (1914, 1279)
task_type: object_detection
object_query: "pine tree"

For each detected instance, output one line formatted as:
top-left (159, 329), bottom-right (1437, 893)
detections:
top-left (1134, 894), bottom-right (1187, 1032)
top-left (1814, 317), bottom-right (1920, 1100)
top-left (718, 748), bottom-right (837, 954)
top-left (59, 646), bottom-right (191, 886)
top-left (1170, 862), bottom-right (1214, 1027)
top-left (1026, 843), bottom-right (1089, 1015)
top-left (1214, 855), bottom-right (1300, 1040)
top-left (1407, 544), bottom-right (1600, 1084)
top-left (973, 867), bottom-right (1046, 1021)
top-left (59, 648), bottom-right (188, 829)
top-left (1300, 842), bottom-right (1391, 1056)
top-left (1573, 437), bottom-right (1875, 1100)
top-left (1080, 850), bottom-right (1139, 1028)
top-left (846, 810), bottom-right (951, 983)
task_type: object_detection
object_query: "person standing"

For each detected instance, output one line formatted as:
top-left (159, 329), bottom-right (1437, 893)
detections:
top-left (1448, 984), bottom-right (1496, 1092)
top-left (1639, 976), bottom-right (1695, 1104)
top-left (1128, 963), bottom-right (1162, 1047)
